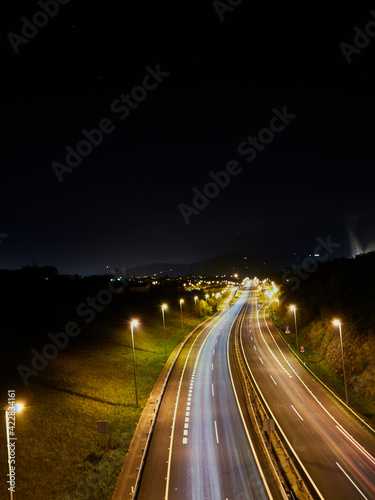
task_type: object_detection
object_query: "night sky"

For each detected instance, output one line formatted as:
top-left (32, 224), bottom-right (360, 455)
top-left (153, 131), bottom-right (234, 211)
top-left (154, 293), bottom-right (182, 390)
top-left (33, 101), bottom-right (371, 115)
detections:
top-left (2, 2), bottom-right (375, 275)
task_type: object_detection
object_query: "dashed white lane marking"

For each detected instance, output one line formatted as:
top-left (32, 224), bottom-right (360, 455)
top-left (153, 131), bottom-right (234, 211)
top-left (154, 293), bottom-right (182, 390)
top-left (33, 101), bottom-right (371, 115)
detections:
top-left (275, 358), bottom-right (292, 378)
top-left (259, 357), bottom-right (263, 364)
top-left (214, 420), bottom-right (219, 444)
top-left (291, 405), bottom-right (304, 421)
top-left (253, 344), bottom-right (257, 350)
top-left (212, 384), bottom-right (214, 397)
top-left (270, 375), bottom-right (277, 385)
top-left (183, 367), bottom-right (196, 444)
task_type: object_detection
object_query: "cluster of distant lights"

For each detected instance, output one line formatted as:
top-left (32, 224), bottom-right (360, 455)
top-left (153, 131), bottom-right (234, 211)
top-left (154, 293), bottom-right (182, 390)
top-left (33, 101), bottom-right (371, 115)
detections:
top-left (264, 282), bottom-right (279, 297)
top-left (146, 274), bottom-right (240, 287)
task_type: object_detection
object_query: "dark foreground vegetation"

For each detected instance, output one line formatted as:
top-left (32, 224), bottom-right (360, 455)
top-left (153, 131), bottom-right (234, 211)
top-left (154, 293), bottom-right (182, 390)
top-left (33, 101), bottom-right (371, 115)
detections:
top-left (0, 267), bottom-right (229, 499)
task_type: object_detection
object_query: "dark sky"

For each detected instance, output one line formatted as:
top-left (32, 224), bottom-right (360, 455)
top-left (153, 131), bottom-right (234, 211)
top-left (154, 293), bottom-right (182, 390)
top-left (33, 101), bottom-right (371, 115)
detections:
top-left (2, 1), bottom-right (375, 275)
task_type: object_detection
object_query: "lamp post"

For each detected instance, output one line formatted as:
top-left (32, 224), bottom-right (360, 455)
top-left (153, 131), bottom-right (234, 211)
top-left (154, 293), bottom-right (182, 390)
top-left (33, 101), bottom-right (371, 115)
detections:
top-left (290, 305), bottom-right (299, 355)
top-left (3, 402), bottom-right (23, 500)
top-left (333, 320), bottom-right (349, 406)
top-left (179, 299), bottom-right (184, 331)
top-left (194, 296), bottom-right (198, 318)
top-left (130, 320), bottom-right (138, 407)
top-left (161, 304), bottom-right (167, 356)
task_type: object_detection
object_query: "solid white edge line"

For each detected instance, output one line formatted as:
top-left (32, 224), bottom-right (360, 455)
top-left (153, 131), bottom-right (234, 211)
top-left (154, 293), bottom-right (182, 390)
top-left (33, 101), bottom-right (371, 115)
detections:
top-left (336, 462), bottom-right (369, 500)
top-left (243, 296), bottom-right (325, 500)
top-left (165, 296), bottom-right (239, 500)
top-left (227, 290), bottom-right (275, 500)
top-left (267, 305), bottom-right (375, 435)
top-left (335, 425), bottom-right (375, 466)
top-left (262, 306), bottom-right (375, 466)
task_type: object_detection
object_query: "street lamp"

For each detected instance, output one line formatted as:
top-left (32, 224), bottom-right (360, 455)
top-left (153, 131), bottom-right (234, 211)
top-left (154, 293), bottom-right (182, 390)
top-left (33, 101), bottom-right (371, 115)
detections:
top-left (194, 296), bottom-right (198, 318)
top-left (290, 305), bottom-right (299, 355)
top-left (161, 304), bottom-right (167, 356)
top-left (333, 320), bottom-right (349, 406)
top-left (3, 402), bottom-right (23, 500)
top-left (205, 294), bottom-right (209, 300)
top-left (130, 320), bottom-right (138, 407)
top-left (179, 299), bottom-right (184, 331)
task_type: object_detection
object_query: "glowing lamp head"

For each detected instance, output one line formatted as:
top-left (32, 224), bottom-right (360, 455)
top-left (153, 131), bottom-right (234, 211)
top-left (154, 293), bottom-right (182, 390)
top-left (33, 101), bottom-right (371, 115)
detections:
top-left (131, 320), bottom-right (138, 327)
top-left (162, 304), bottom-right (167, 310)
top-left (3, 403), bottom-right (23, 412)
top-left (333, 320), bottom-right (340, 326)
top-left (290, 305), bottom-right (296, 312)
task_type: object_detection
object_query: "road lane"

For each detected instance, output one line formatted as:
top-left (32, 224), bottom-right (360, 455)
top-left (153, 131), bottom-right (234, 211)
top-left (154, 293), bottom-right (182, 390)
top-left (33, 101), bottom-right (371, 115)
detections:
top-left (241, 290), bottom-right (375, 500)
top-left (136, 306), bottom-right (228, 499)
top-left (167, 288), bottom-right (274, 500)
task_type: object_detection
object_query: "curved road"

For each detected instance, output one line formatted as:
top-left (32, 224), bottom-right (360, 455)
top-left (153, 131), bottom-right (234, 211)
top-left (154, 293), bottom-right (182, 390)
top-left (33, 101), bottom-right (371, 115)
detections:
top-left (137, 286), bottom-right (279, 500)
top-left (241, 289), bottom-right (375, 500)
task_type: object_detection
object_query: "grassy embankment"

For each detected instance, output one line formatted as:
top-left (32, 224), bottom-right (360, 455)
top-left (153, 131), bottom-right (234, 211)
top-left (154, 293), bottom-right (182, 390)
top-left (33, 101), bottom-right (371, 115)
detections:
top-left (0, 282), bottom-right (229, 500)
top-left (268, 302), bottom-right (375, 430)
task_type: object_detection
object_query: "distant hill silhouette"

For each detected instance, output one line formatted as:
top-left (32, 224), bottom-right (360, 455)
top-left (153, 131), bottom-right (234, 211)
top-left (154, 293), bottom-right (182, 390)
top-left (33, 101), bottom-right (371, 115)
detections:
top-left (124, 252), bottom-right (285, 278)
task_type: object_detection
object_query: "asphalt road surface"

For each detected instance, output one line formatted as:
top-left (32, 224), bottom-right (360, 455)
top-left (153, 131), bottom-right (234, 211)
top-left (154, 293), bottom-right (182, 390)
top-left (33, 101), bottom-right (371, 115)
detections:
top-left (138, 286), bottom-right (277, 500)
top-left (241, 288), bottom-right (375, 500)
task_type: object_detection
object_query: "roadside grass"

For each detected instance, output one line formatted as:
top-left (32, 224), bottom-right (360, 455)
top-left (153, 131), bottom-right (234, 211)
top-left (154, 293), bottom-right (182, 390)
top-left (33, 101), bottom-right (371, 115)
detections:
top-left (270, 310), bottom-right (375, 430)
top-left (0, 288), bottom-right (228, 499)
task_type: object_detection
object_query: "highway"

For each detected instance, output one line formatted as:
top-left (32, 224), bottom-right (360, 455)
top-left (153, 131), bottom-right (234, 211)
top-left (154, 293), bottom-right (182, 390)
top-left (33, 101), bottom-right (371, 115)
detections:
top-left (137, 286), bottom-right (279, 500)
top-left (241, 288), bottom-right (375, 500)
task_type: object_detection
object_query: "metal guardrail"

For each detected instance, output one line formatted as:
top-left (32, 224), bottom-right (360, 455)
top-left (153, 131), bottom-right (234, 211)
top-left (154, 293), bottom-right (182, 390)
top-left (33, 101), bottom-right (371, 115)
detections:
top-left (232, 302), bottom-right (314, 500)
top-left (130, 310), bottom-right (222, 499)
